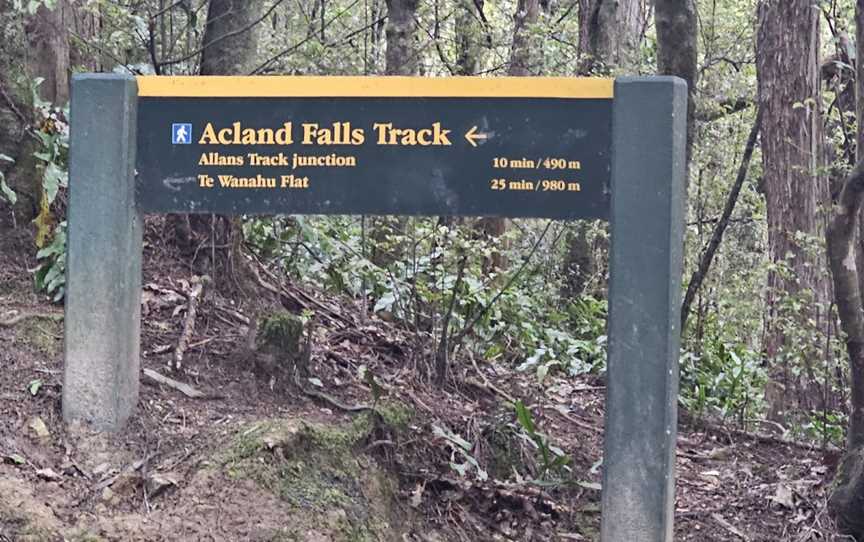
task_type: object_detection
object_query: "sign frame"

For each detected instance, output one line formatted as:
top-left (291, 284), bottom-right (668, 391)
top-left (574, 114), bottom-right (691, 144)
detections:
top-left (62, 74), bottom-right (685, 542)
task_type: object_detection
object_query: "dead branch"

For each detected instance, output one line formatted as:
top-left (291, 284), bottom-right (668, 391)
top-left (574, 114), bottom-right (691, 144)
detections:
top-left (172, 275), bottom-right (209, 372)
top-left (143, 368), bottom-right (208, 399)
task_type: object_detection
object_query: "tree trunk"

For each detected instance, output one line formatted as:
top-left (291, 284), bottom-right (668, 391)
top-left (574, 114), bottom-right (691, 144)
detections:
top-left (827, 4), bottom-right (864, 536)
top-left (199, 0), bottom-right (262, 75)
top-left (384, 0), bottom-right (419, 76)
top-left (655, 0), bottom-right (697, 171)
top-left (475, 0), bottom-right (541, 272)
top-left (369, 0), bottom-right (419, 267)
top-left (170, 0), bottom-right (264, 288)
top-left (756, 0), bottom-right (828, 423)
top-left (578, 0), bottom-right (642, 74)
top-left (454, 0), bottom-right (487, 76)
top-left (25, 1), bottom-right (70, 105)
top-left (562, 0), bottom-right (642, 294)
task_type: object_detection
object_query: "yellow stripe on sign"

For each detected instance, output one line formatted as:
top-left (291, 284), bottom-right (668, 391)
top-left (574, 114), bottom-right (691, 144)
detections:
top-left (136, 76), bottom-right (614, 99)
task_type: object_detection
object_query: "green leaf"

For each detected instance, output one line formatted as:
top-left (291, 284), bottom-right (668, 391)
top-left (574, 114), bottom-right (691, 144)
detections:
top-left (514, 400), bottom-right (535, 435)
top-left (373, 292), bottom-right (395, 313)
top-left (42, 163), bottom-right (67, 204)
top-left (0, 153), bottom-right (14, 163)
top-left (28, 379), bottom-right (43, 396)
top-left (7, 453), bottom-right (26, 465)
top-left (432, 425), bottom-right (472, 451)
top-left (0, 175), bottom-right (17, 205)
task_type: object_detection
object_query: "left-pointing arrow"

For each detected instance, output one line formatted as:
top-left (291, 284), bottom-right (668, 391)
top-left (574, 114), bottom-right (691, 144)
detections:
top-left (464, 125), bottom-right (489, 147)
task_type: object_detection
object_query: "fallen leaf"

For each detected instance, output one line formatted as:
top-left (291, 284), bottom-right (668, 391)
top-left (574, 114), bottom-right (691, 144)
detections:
top-left (27, 417), bottom-right (50, 440)
top-left (27, 379), bottom-right (43, 396)
top-left (5, 453), bottom-right (26, 465)
top-left (769, 483), bottom-right (795, 509)
top-left (146, 472), bottom-right (178, 498)
top-left (36, 468), bottom-right (63, 482)
top-left (410, 483), bottom-right (424, 508)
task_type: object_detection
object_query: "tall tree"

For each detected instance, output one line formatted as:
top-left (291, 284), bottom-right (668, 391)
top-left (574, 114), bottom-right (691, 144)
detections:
top-left (384, 0), bottom-right (419, 75)
top-left (171, 0), bottom-right (264, 284)
top-left (756, 0), bottom-right (827, 422)
top-left (369, 0), bottom-right (418, 266)
top-left (563, 0), bottom-right (643, 294)
top-left (826, 4), bottom-right (864, 537)
top-left (454, 0), bottom-right (487, 76)
top-left (578, 0), bottom-right (643, 73)
top-left (476, 0), bottom-right (541, 272)
top-left (199, 0), bottom-right (263, 75)
top-left (655, 0), bottom-right (697, 167)
top-left (25, 1), bottom-right (70, 104)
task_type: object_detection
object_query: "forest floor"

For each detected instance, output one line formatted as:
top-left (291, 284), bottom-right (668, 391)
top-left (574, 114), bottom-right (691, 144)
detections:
top-left (0, 218), bottom-right (851, 541)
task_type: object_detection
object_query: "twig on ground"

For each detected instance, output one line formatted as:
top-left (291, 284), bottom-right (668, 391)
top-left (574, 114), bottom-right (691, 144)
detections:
top-left (172, 275), bottom-right (209, 371)
top-left (711, 512), bottom-right (751, 541)
top-left (143, 368), bottom-right (208, 399)
top-left (469, 354), bottom-right (516, 403)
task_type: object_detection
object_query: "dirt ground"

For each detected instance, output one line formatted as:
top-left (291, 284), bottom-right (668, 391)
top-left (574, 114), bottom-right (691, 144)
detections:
top-left (0, 220), bottom-right (850, 541)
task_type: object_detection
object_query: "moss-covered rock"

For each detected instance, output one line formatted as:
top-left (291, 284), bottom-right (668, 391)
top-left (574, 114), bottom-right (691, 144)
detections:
top-left (254, 311), bottom-right (306, 381)
top-left (219, 417), bottom-right (407, 541)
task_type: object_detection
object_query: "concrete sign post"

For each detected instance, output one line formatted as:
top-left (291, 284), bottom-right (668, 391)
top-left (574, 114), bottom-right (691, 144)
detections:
top-left (601, 77), bottom-right (687, 542)
top-left (63, 74), bottom-right (142, 431)
top-left (63, 74), bottom-right (686, 541)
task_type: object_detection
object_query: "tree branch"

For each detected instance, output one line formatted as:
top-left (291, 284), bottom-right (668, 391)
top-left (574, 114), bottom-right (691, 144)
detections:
top-left (681, 108), bottom-right (761, 330)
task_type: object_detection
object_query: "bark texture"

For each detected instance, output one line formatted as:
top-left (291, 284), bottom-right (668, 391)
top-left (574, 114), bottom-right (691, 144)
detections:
top-left (369, 0), bottom-right (419, 267)
top-left (756, 0), bottom-right (828, 422)
top-left (578, 0), bottom-right (642, 73)
top-left (828, 3), bottom-right (864, 536)
top-left (170, 0), bottom-right (264, 286)
top-left (563, 0), bottom-right (643, 293)
top-left (384, 0), bottom-right (419, 75)
top-left (199, 0), bottom-right (264, 75)
top-left (454, 0), bottom-right (487, 75)
top-left (655, 0), bottom-right (697, 167)
top-left (25, 2), bottom-right (71, 104)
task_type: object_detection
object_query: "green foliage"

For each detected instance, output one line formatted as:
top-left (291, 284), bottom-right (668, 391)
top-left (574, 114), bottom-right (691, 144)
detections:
top-left (680, 338), bottom-right (765, 423)
top-left (432, 424), bottom-right (488, 482)
top-left (513, 400), bottom-right (569, 482)
top-left (13, 0), bottom-right (58, 15)
top-left (22, 79), bottom-right (70, 301)
top-left (0, 153), bottom-right (15, 205)
top-left (34, 221), bottom-right (66, 302)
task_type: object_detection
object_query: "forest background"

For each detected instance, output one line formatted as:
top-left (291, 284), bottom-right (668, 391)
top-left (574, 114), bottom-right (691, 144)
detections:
top-left (3, 0), bottom-right (864, 540)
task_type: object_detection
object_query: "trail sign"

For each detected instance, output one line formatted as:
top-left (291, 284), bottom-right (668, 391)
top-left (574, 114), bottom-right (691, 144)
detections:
top-left (135, 77), bottom-right (613, 219)
top-left (63, 74), bottom-right (686, 542)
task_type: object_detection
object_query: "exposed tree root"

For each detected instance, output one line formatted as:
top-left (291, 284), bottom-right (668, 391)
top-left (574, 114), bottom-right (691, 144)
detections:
top-left (0, 311), bottom-right (63, 327)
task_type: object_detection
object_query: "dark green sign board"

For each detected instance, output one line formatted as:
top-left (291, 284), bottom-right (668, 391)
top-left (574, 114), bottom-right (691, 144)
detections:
top-left (63, 74), bottom-right (686, 542)
top-left (135, 77), bottom-right (613, 219)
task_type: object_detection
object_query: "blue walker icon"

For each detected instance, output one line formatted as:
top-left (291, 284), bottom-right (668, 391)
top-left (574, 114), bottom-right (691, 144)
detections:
top-left (172, 123), bottom-right (192, 144)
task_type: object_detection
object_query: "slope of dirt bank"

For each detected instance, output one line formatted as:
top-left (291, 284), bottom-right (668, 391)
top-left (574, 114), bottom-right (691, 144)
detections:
top-left (0, 222), bottom-right (847, 541)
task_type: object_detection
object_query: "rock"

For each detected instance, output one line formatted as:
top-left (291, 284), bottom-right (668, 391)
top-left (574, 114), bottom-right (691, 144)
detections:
top-left (146, 472), bottom-right (178, 498)
top-left (100, 487), bottom-right (114, 503)
top-left (35, 468), bottom-right (63, 482)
